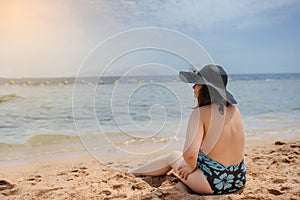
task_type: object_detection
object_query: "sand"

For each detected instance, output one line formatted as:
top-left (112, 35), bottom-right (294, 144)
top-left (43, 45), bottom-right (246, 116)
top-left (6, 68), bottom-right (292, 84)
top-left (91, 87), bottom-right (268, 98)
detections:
top-left (0, 138), bottom-right (299, 200)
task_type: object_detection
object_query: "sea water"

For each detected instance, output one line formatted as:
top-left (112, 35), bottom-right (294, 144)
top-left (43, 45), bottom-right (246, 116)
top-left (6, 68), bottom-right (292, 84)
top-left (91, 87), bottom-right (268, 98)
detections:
top-left (0, 73), bottom-right (300, 162)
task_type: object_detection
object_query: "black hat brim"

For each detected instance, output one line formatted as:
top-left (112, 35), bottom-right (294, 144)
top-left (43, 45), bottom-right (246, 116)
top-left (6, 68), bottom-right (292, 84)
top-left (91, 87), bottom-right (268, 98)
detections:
top-left (179, 71), bottom-right (206, 84)
top-left (179, 71), bottom-right (237, 104)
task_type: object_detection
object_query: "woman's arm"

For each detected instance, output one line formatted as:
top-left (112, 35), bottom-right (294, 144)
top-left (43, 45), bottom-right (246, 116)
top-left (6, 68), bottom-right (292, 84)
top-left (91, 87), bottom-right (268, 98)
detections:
top-left (182, 108), bottom-right (204, 169)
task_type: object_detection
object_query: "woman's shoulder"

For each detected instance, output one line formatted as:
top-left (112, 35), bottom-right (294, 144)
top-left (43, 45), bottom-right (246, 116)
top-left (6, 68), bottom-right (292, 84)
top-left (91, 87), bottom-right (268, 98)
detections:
top-left (228, 105), bottom-right (241, 116)
top-left (192, 105), bottom-right (211, 113)
top-left (197, 104), bottom-right (215, 113)
top-left (191, 105), bottom-right (213, 120)
top-left (197, 104), bottom-right (241, 118)
top-left (192, 104), bottom-right (240, 114)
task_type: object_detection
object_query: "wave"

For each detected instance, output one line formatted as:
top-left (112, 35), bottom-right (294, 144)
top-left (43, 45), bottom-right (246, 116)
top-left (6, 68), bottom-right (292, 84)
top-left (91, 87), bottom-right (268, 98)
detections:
top-left (0, 134), bottom-right (81, 151)
top-left (26, 134), bottom-right (81, 146)
top-left (0, 131), bottom-right (182, 152)
top-left (247, 114), bottom-right (293, 122)
top-left (0, 94), bottom-right (23, 103)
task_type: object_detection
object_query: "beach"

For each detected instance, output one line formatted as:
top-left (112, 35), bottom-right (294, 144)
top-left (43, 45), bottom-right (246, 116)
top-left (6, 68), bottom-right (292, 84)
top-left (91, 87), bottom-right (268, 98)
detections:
top-left (0, 135), bottom-right (299, 200)
top-left (0, 75), bottom-right (300, 199)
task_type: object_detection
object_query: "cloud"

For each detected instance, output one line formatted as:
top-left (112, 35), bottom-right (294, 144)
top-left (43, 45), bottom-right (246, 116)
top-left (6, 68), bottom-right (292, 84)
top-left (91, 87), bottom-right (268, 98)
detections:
top-left (0, 0), bottom-right (299, 77)
top-left (105, 0), bottom-right (300, 31)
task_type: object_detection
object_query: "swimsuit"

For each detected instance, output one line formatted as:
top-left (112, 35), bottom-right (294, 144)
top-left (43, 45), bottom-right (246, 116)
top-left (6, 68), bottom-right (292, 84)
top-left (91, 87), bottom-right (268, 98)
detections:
top-left (196, 150), bottom-right (246, 195)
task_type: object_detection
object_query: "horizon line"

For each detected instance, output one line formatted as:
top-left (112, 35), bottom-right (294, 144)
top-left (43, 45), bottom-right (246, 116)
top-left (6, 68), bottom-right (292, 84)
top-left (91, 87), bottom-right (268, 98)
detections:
top-left (1, 71), bottom-right (300, 79)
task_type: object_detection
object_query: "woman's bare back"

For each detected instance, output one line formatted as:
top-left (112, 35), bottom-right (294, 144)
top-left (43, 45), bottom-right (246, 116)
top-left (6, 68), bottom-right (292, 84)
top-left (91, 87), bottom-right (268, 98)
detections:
top-left (200, 104), bottom-right (245, 166)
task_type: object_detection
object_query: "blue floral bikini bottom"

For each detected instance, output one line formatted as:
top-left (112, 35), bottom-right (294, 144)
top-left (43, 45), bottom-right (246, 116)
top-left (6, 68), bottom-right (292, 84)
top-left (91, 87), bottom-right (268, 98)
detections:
top-left (196, 151), bottom-right (246, 195)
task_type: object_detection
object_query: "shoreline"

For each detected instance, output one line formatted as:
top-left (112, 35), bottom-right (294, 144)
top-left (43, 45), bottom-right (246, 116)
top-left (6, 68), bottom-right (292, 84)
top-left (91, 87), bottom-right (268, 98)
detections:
top-left (1, 124), bottom-right (299, 166)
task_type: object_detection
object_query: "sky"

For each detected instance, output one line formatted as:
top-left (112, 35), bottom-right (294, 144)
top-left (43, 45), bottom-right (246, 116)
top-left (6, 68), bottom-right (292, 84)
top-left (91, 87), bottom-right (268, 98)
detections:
top-left (0, 0), bottom-right (300, 77)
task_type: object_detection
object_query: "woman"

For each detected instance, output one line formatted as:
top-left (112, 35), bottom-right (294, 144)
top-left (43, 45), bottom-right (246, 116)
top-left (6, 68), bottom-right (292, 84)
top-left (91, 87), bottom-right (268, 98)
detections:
top-left (129, 64), bottom-right (246, 195)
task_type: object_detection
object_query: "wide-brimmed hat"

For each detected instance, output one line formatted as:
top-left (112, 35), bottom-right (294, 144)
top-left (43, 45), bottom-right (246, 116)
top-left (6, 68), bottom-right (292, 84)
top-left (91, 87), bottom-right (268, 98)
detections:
top-left (179, 64), bottom-right (237, 104)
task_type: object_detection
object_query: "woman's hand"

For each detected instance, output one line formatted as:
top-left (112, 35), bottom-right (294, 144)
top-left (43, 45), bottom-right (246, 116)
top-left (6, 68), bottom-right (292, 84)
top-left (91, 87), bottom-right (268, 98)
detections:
top-left (176, 163), bottom-right (195, 180)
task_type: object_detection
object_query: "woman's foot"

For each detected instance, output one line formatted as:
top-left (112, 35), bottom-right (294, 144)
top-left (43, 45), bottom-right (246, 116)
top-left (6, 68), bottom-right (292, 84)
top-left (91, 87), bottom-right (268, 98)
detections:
top-left (128, 168), bottom-right (140, 176)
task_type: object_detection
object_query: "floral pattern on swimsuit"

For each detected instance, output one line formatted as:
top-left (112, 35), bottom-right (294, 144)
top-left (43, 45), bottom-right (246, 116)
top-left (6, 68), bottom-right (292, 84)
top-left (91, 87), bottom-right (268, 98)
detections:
top-left (196, 151), bottom-right (246, 195)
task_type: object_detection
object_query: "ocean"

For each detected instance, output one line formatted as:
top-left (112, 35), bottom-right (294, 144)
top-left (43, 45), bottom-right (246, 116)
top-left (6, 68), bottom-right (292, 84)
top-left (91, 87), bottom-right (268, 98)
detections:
top-left (1, 73), bottom-right (300, 164)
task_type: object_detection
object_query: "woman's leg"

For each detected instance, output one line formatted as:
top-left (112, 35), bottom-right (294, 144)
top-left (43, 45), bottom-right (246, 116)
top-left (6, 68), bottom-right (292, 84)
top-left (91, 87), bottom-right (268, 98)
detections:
top-left (175, 169), bottom-right (213, 194)
top-left (129, 151), bottom-right (182, 176)
top-left (129, 150), bottom-right (213, 194)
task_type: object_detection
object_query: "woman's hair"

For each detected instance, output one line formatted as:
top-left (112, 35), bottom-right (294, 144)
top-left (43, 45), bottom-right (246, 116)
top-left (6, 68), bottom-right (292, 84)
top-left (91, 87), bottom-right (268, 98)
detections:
top-left (196, 85), bottom-right (230, 107)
